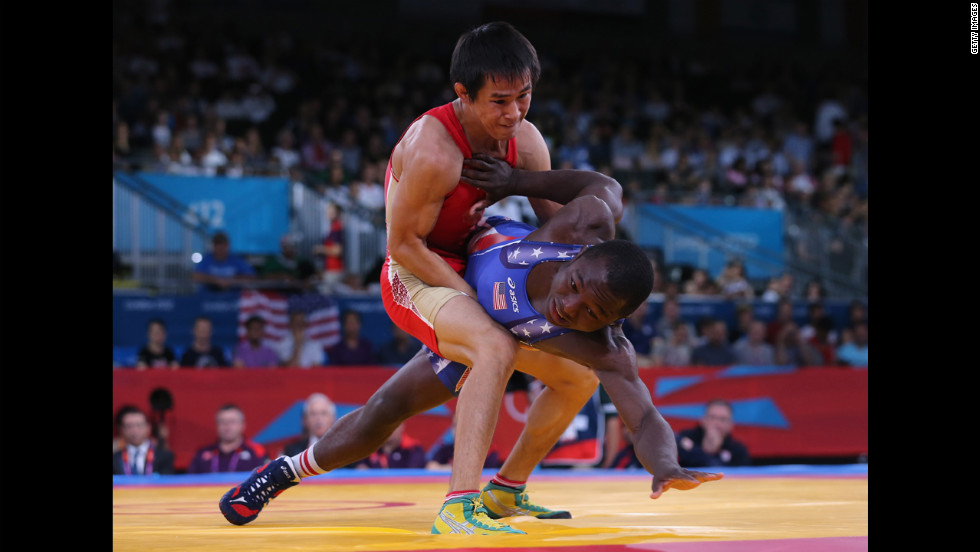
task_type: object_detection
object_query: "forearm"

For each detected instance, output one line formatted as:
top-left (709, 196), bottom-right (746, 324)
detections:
top-left (629, 405), bottom-right (680, 473)
top-left (510, 170), bottom-right (623, 221)
top-left (389, 237), bottom-right (475, 296)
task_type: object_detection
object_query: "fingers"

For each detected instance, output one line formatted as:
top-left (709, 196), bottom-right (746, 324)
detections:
top-left (649, 471), bottom-right (724, 499)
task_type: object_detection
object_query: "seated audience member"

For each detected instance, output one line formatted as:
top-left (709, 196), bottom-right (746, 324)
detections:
top-left (622, 299), bottom-right (655, 366)
top-left (799, 302), bottom-right (838, 345)
top-left (113, 405), bottom-right (175, 475)
top-left (676, 399), bottom-right (751, 468)
top-left (187, 404), bottom-right (268, 473)
top-left (691, 319), bottom-right (736, 366)
top-left (836, 322), bottom-right (868, 368)
top-left (277, 311), bottom-right (326, 368)
top-left (259, 234), bottom-right (317, 291)
top-left (233, 315), bottom-right (281, 368)
top-left (353, 422), bottom-right (426, 469)
top-left (847, 300), bottom-right (868, 330)
top-left (732, 320), bottom-right (775, 365)
top-left (376, 324), bottom-right (423, 366)
top-left (180, 316), bottom-right (229, 368)
top-left (683, 268), bottom-right (716, 296)
top-left (654, 298), bottom-right (698, 347)
top-left (774, 322), bottom-right (823, 367)
top-left (136, 318), bottom-right (179, 370)
top-left (650, 320), bottom-right (694, 367)
top-left (282, 393), bottom-right (337, 457)
top-left (327, 310), bottom-right (377, 366)
top-left (807, 315), bottom-right (838, 365)
top-left (765, 299), bottom-right (796, 345)
top-left (728, 303), bottom-right (754, 344)
top-left (193, 231), bottom-right (257, 293)
top-left (716, 260), bottom-right (755, 300)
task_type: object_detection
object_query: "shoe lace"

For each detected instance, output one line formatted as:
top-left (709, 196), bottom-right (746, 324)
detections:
top-left (243, 473), bottom-right (277, 507)
top-left (470, 498), bottom-right (511, 530)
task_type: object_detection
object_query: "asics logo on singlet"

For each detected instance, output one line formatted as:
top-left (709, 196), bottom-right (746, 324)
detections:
top-left (507, 278), bottom-right (519, 313)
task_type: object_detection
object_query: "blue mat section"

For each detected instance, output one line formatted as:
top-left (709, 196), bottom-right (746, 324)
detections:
top-left (112, 464), bottom-right (867, 486)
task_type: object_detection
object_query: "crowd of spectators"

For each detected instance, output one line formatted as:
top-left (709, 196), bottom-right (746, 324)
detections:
top-left (112, 6), bottom-right (866, 475)
top-left (113, 6), bottom-right (868, 301)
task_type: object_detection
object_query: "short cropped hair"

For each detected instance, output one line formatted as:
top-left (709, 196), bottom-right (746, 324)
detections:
top-left (450, 21), bottom-right (541, 100)
top-left (115, 405), bottom-right (146, 427)
top-left (303, 393), bottom-right (337, 419)
top-left (578, 240), bottom-right (654, 318)
top-left (216, 403), bottom-right (244, 421)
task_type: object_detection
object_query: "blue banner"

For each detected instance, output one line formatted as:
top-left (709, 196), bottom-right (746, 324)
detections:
top-left (634, 205), bottom-right (785, 280)
top-left (136, 173), bottom-right (290, 254)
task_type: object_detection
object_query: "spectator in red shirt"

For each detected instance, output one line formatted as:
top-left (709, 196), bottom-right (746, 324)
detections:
top-left (830, 118), bottom-right (853, 169)
top-left (315, 202), bottom-right (345, 292)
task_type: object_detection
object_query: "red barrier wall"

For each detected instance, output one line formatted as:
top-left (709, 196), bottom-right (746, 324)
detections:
top-left (112, 366), bottom-right (867, 471)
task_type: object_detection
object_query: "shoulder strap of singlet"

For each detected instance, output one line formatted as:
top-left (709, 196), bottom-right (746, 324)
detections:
top-left (424, 103), bottom-right (519, 166)
top-left (425, 103), bottom-right (472, 158)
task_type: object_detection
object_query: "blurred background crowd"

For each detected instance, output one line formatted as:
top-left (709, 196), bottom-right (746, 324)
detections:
top-left (113, 0), bottom-right (867, 474)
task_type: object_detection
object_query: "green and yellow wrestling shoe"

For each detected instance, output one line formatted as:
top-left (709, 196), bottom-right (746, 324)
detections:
top-left (431, 494), bottom-right (526, 534)
top-left (480, 481), bottom-right (572, 519)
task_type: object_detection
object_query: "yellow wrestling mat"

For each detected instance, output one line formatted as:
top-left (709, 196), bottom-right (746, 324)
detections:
top-left (112, 467), bottom-right (868, 552)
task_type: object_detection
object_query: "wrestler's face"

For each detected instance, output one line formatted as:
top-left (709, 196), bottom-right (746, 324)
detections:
top-left (458, 74), bottom-right (531, 141)
top-left (545, 256), bottom-right (627, 333)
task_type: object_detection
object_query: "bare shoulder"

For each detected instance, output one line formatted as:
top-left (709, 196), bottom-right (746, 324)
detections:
top-left (392, 115), bottom-right (464, 180)
top-left (515, 119), bottom-right (550, 171)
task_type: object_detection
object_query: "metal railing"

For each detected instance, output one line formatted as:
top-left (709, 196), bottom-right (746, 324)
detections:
top-left (114, 171), bottom-right (865, 299)
top-left (113, 172), bottom-right (211, 294)
top-left (622, 201), bottom-right (868, 300)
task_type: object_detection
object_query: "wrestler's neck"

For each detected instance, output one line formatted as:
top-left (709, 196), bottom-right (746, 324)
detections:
top-left (452, 98), bottom-right (510, 157)
top-left (526, 261), bottom-right (561, 314)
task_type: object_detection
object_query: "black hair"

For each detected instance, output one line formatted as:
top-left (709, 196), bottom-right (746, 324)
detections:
top-left (706, 398), bottom-right (734, 414)
top-left (342, 309), bottom-right (362, 322)
top-left (147, 318), bottom-right (167, 330)
top-left (217, 403), bottom-right (242, 415)
top-left (449, 21), bottom-right (541, 100)
top-left (245, 315), bottom-right (265, 328)
top-left (578, 240), bottom-right (654, 318)
top-left (115, 404), bottom-right (146, 427)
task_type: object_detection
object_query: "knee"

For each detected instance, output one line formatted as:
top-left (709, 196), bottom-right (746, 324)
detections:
top-left (549, 366), bottom-right (600, 401)
top-left (474, 326), bottom-right (518, 368)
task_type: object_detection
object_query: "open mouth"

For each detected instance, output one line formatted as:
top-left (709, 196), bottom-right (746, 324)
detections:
top-left (551, 298), bottom-right (568, 326)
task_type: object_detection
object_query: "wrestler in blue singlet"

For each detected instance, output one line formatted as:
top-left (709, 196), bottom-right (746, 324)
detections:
top-left (427, 216), bottom-right (584, 394)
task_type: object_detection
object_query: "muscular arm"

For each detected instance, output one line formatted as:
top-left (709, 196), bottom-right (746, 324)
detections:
top-left (532, 328), bottom-right (722, 497)
top-left (386, 122), bottom-right (476, 296)
top-left (516, 120), bottom-right (562, 224)
top-left (462, 133), bottom-right (623, 224)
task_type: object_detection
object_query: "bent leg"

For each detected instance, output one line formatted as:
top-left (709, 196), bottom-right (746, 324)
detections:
top-left (432, 295), bottom-right (518, 493)
top-left (500, 349), bottom-right (599, 482)
top-left (310, 348), bottom-right (454, 471)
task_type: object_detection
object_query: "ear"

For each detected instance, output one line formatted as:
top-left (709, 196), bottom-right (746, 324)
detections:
top-left (453, 83), bottom-right (470, 103)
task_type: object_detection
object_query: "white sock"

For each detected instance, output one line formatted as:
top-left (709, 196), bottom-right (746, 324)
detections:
top-left (290, 448), bottom-right (327, 479)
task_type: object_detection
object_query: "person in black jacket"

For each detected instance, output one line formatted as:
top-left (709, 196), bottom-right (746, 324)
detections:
top-left (112, 405), bottom-right (175, 475)
top-left (676, 399), bottom-right (751, 468)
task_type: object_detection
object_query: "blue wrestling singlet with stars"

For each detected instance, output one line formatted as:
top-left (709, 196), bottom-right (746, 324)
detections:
top-left (427, 216), bottom-right (584, 395)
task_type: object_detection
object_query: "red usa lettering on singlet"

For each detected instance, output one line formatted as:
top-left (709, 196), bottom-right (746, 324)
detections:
top-left (384, 102), bottom-right (518, 273)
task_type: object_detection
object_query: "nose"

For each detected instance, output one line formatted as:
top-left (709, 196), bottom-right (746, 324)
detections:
top-left (561, 295), bottom-right (583, 318)
top-left (505, 101), bottom-right (519, 122)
